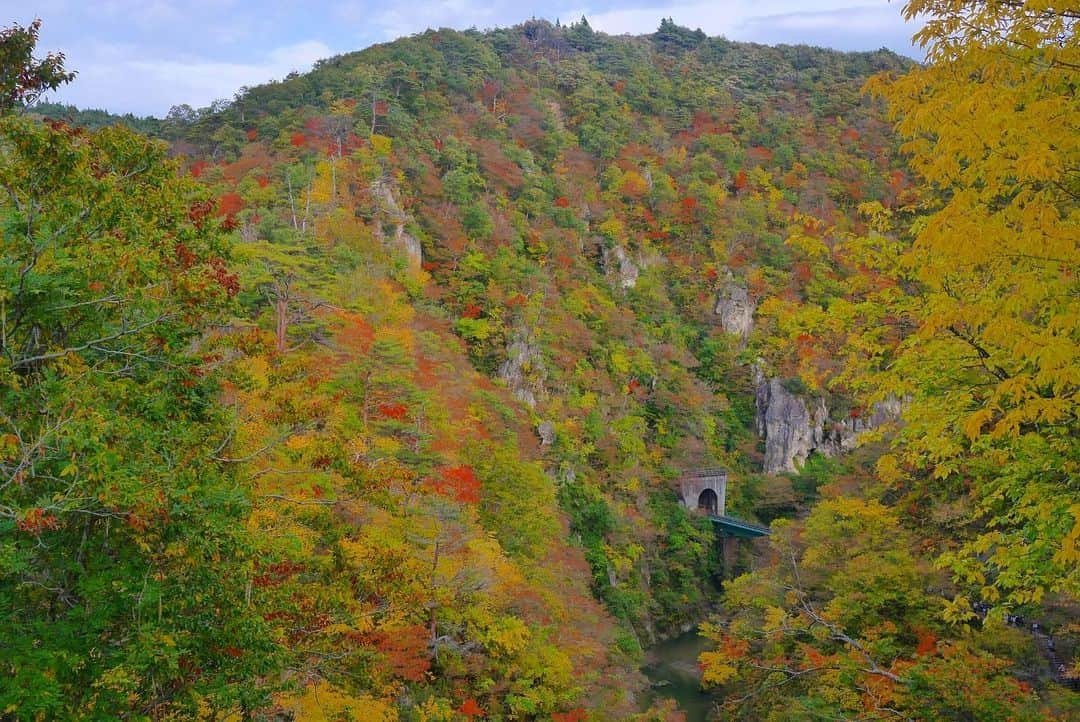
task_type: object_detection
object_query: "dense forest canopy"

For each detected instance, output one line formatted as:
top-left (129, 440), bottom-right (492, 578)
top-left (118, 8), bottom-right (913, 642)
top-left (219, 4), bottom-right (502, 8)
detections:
top-left (2, 2), bottom-right (1077, 720)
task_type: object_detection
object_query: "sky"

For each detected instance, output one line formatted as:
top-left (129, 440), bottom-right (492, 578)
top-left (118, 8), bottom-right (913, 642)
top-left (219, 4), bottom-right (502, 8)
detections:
top-left (12, 1), bottom-right (924, 117)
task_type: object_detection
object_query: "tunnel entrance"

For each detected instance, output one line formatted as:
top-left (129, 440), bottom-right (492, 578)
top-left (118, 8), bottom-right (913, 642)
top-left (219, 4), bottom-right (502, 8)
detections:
top-left (697, 488), bottom-right (719, 516)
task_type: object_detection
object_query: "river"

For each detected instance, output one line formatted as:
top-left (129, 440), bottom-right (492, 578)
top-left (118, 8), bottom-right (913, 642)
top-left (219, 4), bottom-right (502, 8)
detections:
top-left (640, 629), bottom-right (717, 721)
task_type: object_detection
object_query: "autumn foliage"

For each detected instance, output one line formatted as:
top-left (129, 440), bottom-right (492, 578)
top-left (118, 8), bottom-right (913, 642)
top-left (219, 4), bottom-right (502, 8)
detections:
top-left (434, 465), bottom-right (482, 505)
top-left (9, 7), bottom-right (1077, 722)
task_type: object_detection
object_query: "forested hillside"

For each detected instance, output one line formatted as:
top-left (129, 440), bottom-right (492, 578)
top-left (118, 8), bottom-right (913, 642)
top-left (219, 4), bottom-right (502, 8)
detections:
top-left (3, 4), bottom-right (1078, 721)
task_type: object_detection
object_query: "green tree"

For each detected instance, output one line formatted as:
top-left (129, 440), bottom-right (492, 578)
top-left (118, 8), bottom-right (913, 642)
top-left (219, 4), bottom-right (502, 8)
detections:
top-left (0, 116), bottom-right (278, 718)
top-left (0, 19), bottom-right (74, 112)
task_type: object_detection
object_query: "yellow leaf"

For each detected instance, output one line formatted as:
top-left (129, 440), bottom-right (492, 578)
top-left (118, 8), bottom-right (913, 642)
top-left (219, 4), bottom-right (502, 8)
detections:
top-left (875, 454), bottom-right (903, 484)
top-left (962, 408), bottom-right (993, 441)
top-left (699, 651), bottom-right (739, 685)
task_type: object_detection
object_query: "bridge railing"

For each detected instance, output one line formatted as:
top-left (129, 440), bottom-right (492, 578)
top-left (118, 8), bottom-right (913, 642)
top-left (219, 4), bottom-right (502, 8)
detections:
top-left (709, 514), bottom-right (771, 537)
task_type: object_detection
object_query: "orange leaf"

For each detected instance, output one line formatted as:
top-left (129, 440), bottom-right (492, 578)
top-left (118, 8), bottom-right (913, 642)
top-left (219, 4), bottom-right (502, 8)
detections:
top-left (459, 698), bottom-right (484, 717)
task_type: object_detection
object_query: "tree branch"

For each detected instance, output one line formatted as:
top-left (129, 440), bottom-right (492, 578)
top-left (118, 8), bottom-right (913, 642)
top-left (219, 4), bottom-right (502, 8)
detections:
top-left (12, 314), bottom-right (173, 369)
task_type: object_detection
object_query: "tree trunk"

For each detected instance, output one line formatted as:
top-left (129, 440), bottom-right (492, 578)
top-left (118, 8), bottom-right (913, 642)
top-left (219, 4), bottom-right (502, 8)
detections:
top-left (275, 296), bottom-right (287, 353)
top-left (286, 171), bottom-right (298, 230)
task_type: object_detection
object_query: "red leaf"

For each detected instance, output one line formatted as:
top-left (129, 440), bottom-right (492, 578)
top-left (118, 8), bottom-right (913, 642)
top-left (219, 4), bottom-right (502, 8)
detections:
top-left (434, 465), bottom-right (481, 505)
top-left (175, 242), bottom-right (197, 268)
top-left (217, 192), bottom-right (244, 217)
top-left (377, 403), bottom-right (408, 420)
top-left (459, 698), bottom-right (484, 717)
top-left (748, 145), bottom-right (774, 162)
top-left (915, 628), bottom-right (938, 656)
top-left (16, 508), bottom-right (60, 535)
top-left (362, 624), bottom-right (431, 681)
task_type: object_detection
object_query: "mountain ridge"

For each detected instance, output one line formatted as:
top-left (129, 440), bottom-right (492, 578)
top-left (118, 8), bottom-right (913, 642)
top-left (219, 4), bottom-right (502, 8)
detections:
top-left (11, 13), bottom-right (1074, 721)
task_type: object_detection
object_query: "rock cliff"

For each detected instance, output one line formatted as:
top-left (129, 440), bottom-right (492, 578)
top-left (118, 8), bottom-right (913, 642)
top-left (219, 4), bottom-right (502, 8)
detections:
top-left (602, 244), bottom-right (640, 289)
top-left (370, 178), bottom-right (422, 268)
top-left (755, 373), bottom-right (900, 473)
top-left (715, 273), bottom-right (755, 342)
top-left (497, 335), bottom-right (546, 408)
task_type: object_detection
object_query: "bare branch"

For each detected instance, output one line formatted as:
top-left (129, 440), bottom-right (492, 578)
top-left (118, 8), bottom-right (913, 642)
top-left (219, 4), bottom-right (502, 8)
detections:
top-left (12, 314), bottom-right (173, 369)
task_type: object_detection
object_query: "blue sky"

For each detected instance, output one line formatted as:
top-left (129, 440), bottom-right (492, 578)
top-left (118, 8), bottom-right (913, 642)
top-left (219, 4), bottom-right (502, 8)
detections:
top-left (13, 1), bottom-right (923, 117)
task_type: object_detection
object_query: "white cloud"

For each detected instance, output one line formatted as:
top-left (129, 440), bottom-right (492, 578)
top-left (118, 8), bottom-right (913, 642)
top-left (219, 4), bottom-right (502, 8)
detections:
top-left (95, 0), bottom-right (238, 28)
top-left (586, 6), bottom-right (704, 35)
top-left (49, 40), bottom-right (333, 116)
top-left (741, 5), bottom-right (901, 33)
top-left (337, 0), bottom-right (504, 40)
top-left (579, 1), bottom-right (896, 37)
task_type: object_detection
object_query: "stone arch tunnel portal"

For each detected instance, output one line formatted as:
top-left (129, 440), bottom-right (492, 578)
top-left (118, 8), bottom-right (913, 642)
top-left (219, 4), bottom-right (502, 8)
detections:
top-left (697, 488), bottom-right (718, 515)
top-left (679, 467), bottom-right (770, 578)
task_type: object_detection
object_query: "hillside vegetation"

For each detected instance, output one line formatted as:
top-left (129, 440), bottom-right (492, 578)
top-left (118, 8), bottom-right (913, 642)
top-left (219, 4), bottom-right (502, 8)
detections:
top-left (4, 5), bottom-right (1078, 721)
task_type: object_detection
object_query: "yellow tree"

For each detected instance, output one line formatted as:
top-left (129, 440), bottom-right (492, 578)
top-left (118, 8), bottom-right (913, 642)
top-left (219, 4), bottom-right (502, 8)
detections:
top-left (753, 5), bottom-right (1078, 687)
top-left (700, 498), bottom-right (1054, 720)
top-left (855, 1), bottom-right (1079, 608)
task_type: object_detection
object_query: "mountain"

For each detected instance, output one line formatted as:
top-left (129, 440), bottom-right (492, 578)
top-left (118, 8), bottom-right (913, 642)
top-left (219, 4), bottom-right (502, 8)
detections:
top-left (7, 12), bottom-right (1077, 722)
top-left (150, 19), bottom-right (910, 718)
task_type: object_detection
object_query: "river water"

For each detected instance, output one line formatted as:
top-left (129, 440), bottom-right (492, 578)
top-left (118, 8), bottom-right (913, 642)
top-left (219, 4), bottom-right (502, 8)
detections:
top-left (640, 629), bottom-right (717, 721)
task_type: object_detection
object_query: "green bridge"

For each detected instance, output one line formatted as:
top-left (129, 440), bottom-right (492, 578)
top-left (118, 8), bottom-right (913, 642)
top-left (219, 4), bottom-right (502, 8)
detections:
top-left (709, 514), bottom-right (770, 538)
top-left (679, 468), bottom-right (770, 576)
top-left (679, 467), bottom-right (770, 537)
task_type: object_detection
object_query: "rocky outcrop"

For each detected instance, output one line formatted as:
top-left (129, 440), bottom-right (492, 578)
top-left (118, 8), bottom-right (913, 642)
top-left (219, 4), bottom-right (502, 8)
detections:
top-left (536, 421), bottom-right (555, 446)
top-left (843, 397), bottom-right (903, 441)
top-left (715, 273), bottom-right (755, 342)
top-left (755, 373), bottom-right (900, 473)
top-left (755, 377), bottom-right (826, 473)
top-left (602, 244), bottom-right (640, 289)
top-left (370, 178), bottom-right (422, 268)
top-left (394, 227), bottom-right (422, 267)
top-left (497, 336), bottom-right (546, 408)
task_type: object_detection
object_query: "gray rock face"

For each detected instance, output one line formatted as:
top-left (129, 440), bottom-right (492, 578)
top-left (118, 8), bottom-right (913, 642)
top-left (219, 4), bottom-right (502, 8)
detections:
top-left (537, 421), bottom-right (555, 446)
top-left (755, 377), bottom-right (827, 473)
top-left (497, 337), bottom-right (546, 408)
top-left (838, 397), bottom-right (903, 447)
top-left (602, 245), bottom-right (640, 289)
top-left (370, 178), bottom-right (404, 219)
top-left (394, 225), bottom-right (423, 268)
top-left (715, 275), bottom-right (755, 342)
top-left (755, 373), bottom-right (900, 473)
top-left (370, 178), bottom-right (422, 268)
top-left (641, 166), bottom-right (654, 191)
